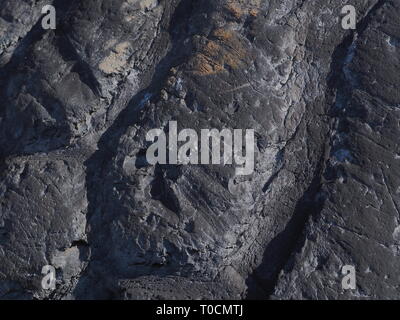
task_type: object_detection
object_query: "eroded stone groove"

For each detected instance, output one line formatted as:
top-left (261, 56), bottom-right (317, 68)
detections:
top-left (249, 0), bottom-right (391, 300)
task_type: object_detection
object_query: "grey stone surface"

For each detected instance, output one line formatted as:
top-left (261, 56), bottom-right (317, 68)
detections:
top-left (0, 0), bottom-right (398, 300)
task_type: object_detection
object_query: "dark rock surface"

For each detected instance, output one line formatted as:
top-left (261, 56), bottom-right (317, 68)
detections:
top-left (0, 0), bottom-right (399, 300)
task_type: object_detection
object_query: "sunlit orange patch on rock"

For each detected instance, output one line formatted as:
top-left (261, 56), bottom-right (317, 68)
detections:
top-left (188, 28), bottom-right (250, 76)
top-left (225, 0), bottom-right (261, 19)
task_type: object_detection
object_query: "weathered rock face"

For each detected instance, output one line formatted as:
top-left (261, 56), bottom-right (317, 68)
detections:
top-left (0, 0), bottom-right (399, 300)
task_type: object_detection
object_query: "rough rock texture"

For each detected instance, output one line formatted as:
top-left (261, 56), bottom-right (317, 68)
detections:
top-left (0, 0), bottom-right (399, 300)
